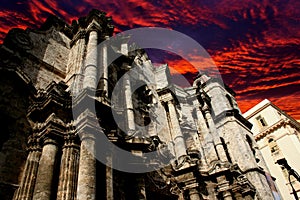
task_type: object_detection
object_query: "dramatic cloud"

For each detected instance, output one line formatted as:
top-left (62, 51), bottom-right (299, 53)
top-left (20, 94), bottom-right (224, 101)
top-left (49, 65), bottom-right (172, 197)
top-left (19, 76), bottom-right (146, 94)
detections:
top-left (0, 0), bottom-right (299, 119)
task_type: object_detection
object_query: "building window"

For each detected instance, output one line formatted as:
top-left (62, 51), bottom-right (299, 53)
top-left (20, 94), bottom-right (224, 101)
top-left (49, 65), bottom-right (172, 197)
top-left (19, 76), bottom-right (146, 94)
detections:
top-left (277, 111), bottom-right (282, 117)
top-left (268, 138), bottom-right (279, 154)
top-left (256, 115), bottom-right (268, 128)
top-left (280, 166), bottom-right (289, 180)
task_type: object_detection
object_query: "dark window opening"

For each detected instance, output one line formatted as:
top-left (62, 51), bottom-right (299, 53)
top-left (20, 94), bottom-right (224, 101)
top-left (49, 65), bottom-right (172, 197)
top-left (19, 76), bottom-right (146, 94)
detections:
top-left (220, 137), bottom-right (232, 163)
top-left (256, 115), bottom-right (268, 128)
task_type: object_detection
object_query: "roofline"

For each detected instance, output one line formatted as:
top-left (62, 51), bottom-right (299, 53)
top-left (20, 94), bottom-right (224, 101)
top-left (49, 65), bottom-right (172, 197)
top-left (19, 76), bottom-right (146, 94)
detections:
top-left (243, 99), bottom-right (300, 128)
top-left (243, 99), bottom-right (271, 119)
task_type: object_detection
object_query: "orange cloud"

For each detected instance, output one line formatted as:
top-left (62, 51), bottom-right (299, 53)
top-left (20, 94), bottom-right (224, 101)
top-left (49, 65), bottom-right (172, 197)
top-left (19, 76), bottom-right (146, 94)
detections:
top-left (0, 0), bottom-right (299, 120)
top-left (239, 92), bottom-right (300, 121)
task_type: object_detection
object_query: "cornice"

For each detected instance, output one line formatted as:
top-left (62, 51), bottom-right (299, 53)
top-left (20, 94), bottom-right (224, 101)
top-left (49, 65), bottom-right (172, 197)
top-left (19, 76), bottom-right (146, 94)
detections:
top-left (244, 102), bottom-right (271, 120)
top-left (254, 118), bottom-right (299, 141)
top-left (32, 113), bottom-right (68, 145)
top-left (70, 30), bottom-right (86, 47)
top-left (214, 109), bottom-right (253, 130)
top-left (27, 82), bottom-right (72, 122)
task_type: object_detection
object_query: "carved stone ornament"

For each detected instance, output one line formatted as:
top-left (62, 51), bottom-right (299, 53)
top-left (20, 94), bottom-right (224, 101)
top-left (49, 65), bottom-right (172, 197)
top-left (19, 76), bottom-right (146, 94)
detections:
top-left (8, 28), bottom-right (33, 50)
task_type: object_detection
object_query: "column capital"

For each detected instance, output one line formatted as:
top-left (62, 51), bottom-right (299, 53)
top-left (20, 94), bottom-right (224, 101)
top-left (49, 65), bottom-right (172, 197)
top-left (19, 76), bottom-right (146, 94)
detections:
top-left (167, 99), bottom-right (176, 105)
top-left (27, 135), bottom-right (42, 152)
top-left (70, 30), bottom-right (86, 47)
top-left (63, 132), bottom-right (80, 149)
top-left (43, 137), bottom-right (59, 146)
top-left (202, 103), bottom-right (210, 113)
top-left (31, 113), bottom-right (67, 146)
top-left (174, 172), bottom-right (202, 200)
top-left (86, 22), bottom-right (101, 35)
top-left (217, 180), bottom-right (230, 192)
top-left (159, 92), bottom-right (174, 103)
top-left (175, 171), bottom-right (198, 188)
top-left (79, 132), bottom-right (97, 142)
top-left (74, 109), bottom-right (100, 130)
top-left (33, 136), bottom-right (59, 200)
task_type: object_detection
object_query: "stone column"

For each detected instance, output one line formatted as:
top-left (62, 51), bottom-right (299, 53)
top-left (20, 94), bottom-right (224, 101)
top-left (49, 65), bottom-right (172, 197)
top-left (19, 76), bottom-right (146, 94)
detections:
top-left (167, 100), bottom-right (186, 164)
top-left (76, 133), bottom-right (96, 200)
top-left (83, 30), bottom-right (98, 89)
top-left (223, 191), bottom-right (233, 200)
top-left (33, 138), bottom-right (59, 200)
top-left (234, 194), bottom-right (243, 200)
top-left (147, 119), bottom-right (157, 137)
top-left (176, 172), bottom-right (202, 200)
top-left (14, 137), bottom-right (41, 200)
top-left (100, 35), bottom-right (109, 96)
top-left (57, 134), bottom-right (80, 200)
top-left (217, 176), bottom-right (233, 200)
top-left (206, 182), bottom-right (218, 200)
top-left (106, 159), bottom-right (113, 200)
top-left (188, 188), bottom-right (202, 200)
top-left (232, 190), bottom-right (243, 200)
top-left (136, 175), bottom-right (147, 200)
top-left (194, 102), bottom-right (218, 162)
top-left (123, 74), bottom-right (135, 135)
top-left (202, 104), bottom-right (227, 162)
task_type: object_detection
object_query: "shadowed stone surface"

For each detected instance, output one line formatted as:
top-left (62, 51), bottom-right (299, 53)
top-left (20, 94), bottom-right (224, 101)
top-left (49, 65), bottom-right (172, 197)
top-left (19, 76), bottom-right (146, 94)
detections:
top-left (0, 9), bottom-right (276, 200)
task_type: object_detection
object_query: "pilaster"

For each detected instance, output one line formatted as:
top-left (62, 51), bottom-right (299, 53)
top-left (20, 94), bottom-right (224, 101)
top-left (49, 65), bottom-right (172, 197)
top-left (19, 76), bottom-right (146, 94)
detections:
top-left (57, 128), bottom-right (80, 200)
top-left (26, 81), bottom-right (72, 200)
top-left (14, 136), bottom-right (41, 200)
top-left (164, 93), bottom-right (187, 165)
top-left (202, 103), bottom-right (227, 163)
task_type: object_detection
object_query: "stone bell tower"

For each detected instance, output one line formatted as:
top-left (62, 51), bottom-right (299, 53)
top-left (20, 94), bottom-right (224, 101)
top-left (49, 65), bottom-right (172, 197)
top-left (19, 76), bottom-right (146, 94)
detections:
top-left (0, 9), bottom-right (276, 200)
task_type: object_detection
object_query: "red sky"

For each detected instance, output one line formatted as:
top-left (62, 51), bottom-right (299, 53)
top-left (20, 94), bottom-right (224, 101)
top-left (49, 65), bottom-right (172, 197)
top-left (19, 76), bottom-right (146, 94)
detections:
top-left (0, 0), bottom-right (299, 120)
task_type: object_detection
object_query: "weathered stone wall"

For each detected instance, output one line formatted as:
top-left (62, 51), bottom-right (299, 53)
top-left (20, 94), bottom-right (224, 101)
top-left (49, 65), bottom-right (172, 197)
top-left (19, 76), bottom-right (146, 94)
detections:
top-left (0, 72), bottom-right (32, 200)
top-left (217, 117), bottom-right (274, 199)
top-left (0, 9), bottom-right (276, 200)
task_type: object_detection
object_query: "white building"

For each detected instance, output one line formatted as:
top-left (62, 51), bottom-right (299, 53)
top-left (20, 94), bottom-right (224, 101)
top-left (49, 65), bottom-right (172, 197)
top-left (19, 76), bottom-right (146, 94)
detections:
top-left (244, 99), bottom-right (300, 200)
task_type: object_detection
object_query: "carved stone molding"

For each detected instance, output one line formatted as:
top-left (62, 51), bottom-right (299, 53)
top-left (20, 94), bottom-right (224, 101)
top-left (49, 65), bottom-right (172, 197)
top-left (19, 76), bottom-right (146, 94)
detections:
top-left (4, 28), bottom-right (33, 50)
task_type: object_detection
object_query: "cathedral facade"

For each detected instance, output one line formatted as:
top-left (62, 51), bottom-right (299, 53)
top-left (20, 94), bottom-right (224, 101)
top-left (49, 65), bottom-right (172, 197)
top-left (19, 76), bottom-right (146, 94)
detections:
top-left (0, 10), bottom-right (276, 200)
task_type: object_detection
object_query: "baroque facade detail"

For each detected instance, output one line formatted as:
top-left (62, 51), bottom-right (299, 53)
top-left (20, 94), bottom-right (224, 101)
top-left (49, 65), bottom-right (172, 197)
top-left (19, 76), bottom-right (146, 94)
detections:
top-left (0, 9), bottom-right (275, 200)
